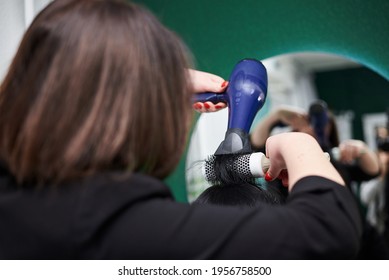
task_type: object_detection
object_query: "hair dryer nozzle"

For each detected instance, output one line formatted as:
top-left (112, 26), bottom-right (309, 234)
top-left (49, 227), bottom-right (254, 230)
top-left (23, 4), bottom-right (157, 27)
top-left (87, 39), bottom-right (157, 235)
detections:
top-left (214, 129), bottom-right (251, 155)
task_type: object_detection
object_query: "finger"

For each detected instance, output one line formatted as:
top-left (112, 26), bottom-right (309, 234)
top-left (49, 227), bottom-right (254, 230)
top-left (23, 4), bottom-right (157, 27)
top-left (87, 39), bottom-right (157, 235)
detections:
top-left (278, 170), bottom-right (289, 187)
top-left (193, 102), bottom-right (227, 113)
top-left (188, 69), bottom-right (227, 93)
top-left (339, 143), bottom-right (349, 162)
top-left (208, 73), bottom-right (225, 84)
top-left (203, 102), bottom-right (214, 112)
top-left (207, 80), bottom-right (227, 93)
top-left (343, 145), bottom-right (355, 163)
top-left (214, 102), bottom-right (227, 111)
top-left (204, 102), bottom-right (226, 112)
top-left (205, 80), bottom-right (228, 93)
top-left (264, 166), bottom-right (281, 182)
top-left (220, 80), bottom-right (229, 90)
top-left (192, 102), bottom-right (205, 113)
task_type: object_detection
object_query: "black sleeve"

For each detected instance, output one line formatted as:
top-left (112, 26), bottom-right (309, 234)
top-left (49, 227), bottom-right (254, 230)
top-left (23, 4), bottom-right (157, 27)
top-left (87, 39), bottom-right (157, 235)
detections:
top-left (281, 176), bottom-right (363, 258)
top-left (213, 176), bottom-right (363, 259)
top-left (77, 175), bottom-right (362, 259)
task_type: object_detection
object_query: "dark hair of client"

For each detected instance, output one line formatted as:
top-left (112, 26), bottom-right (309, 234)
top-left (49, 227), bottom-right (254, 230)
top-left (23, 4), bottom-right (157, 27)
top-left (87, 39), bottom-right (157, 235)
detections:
top-left (194, 154), bottom-right (284, 207)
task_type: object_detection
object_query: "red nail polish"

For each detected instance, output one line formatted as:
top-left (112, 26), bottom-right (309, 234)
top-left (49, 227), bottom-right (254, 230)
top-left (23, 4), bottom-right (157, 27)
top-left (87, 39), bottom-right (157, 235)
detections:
top-left (221, 81), bottom-right (228, 88)
top-left (204, 103), bottom-right (210, 109)
top-left (215, 105), bottom-right (222, 109)
top-left (265, 172), bottom-right (272, 182)
top-left (194, 103), bottom-right (202, 110)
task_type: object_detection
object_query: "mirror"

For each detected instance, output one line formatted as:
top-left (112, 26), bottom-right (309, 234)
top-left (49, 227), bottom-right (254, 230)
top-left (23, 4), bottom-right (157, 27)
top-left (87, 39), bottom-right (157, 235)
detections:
top-left (186, 52), bottom-right (389, 202)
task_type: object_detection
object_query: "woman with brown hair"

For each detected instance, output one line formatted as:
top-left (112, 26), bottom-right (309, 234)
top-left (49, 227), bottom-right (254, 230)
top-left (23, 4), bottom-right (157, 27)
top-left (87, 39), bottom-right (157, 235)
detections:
top-left (0, 0), bottom-right (361, 259)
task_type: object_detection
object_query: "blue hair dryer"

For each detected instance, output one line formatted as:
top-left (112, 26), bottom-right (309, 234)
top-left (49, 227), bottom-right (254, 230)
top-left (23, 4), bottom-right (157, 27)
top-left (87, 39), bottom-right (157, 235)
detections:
top-left (194, 59), bottom-right (268, 155)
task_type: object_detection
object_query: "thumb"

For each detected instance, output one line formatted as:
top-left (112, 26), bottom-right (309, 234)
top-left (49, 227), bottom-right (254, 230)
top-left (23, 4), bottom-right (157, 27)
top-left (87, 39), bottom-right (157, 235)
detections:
top-left (264, 165), bottom-right (281, 182)
top-left (206, 78), bottom-right (228, 93)
top-left (188, 69), bottom-right (228, 93)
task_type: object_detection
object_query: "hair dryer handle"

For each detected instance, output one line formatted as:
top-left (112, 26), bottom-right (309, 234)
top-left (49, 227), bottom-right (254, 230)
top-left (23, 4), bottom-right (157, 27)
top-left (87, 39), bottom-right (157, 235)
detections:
top-left (192, 92), bottom-right (228, 104)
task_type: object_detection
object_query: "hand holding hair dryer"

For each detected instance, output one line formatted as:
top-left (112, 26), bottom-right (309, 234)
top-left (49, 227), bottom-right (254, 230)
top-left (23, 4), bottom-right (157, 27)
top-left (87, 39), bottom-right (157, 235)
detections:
top-left (194, 59), bottom-right (268, 155)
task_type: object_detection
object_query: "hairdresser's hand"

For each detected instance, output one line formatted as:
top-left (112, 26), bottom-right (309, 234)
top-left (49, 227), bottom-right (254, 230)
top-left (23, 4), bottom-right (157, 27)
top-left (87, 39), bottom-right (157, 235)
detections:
top-left (338, 139), bottom-right (367, 163)
top-left (339, 139), bottom-right (380, 175)
top-left (265, 132), bottom-right (344, 191)
top-left (188, 69), bottom-right (228, 113)
top-left (264, 134), bottom-right (289, 187)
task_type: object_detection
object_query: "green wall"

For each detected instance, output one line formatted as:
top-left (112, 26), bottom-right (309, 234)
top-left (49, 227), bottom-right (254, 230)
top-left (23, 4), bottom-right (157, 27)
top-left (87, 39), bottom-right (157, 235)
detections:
top-left (315, 66), bottom-right (389, 140)
top-left (134, 0), bottom-right (389, 202)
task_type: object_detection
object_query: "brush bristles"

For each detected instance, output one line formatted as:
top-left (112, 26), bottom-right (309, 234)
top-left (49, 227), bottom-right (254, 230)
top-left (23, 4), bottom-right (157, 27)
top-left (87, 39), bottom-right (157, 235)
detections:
top-left (203, 153), bottom-right (256, 185)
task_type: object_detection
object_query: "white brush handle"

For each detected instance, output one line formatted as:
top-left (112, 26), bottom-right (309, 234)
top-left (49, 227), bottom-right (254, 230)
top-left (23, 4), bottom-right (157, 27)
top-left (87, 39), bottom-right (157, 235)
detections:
top-left (249, 152), bottom-right (269, 177)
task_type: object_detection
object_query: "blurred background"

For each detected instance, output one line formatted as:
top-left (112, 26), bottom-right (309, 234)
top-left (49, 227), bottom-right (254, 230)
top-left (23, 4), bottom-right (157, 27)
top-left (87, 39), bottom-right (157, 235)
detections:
top-left (0, 0), bottom-right (51, 79)
top-left (1, 0), bottom-right (388, 202)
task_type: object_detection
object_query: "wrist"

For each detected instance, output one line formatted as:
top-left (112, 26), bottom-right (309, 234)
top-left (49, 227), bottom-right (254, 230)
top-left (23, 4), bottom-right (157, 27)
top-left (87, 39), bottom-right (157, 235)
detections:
top-left (279, 133), bottom-right (320, 164)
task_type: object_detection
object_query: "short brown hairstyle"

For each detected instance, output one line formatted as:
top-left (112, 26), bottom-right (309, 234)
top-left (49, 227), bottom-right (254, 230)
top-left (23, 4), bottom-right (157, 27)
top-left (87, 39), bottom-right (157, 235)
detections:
top-left (0, 0), bottom-right (193, 184)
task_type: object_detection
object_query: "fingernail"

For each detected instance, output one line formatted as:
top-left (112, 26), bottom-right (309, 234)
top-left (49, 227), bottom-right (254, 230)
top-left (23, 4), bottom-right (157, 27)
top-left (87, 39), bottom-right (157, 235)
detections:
top-left (265, 172), bottom-right (273, 182)
top-left (221, 81), bottom-right (228, 88)
top-left (215, 105), bottom-right (222, 109)
top-left (204, 103), bottom-right (210, 109)
top-left (193, 103), bottom-right (202, 110)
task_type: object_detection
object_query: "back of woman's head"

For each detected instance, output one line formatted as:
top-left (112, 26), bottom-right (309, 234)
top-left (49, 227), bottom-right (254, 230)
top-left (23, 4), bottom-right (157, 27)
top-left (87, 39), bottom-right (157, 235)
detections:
top-left (0, 0), bottom-right (192, 184)
top-left (194, 183), bottom-right (282, 207)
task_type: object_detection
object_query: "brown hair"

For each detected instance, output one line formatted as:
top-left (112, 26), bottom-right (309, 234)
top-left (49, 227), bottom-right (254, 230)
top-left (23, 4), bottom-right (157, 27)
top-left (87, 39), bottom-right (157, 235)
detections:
top-left (0, 0), bottom-right (193, 184)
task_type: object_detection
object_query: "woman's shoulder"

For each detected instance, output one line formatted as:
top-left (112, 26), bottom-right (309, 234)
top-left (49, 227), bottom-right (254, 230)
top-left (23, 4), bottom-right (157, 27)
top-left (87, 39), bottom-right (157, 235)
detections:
top-left (73, 172), bottom-right (174, 204)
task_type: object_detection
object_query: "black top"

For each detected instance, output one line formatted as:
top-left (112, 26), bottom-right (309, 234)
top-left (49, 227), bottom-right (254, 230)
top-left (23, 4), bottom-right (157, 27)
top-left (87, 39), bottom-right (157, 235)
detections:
top-left (0, 169), bottom-right (362, 259)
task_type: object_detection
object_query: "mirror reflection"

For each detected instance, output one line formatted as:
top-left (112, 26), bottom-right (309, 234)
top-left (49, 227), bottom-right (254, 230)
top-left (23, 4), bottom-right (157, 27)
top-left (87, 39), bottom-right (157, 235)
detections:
top-left (186, 52), bottom-right (389, 202)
